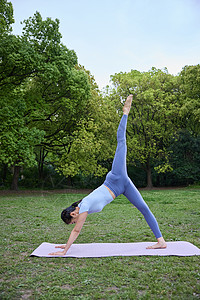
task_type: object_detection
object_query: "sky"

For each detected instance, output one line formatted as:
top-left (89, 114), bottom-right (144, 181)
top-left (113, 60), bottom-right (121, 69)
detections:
top-left (10, 0), bottom-right (200, 89)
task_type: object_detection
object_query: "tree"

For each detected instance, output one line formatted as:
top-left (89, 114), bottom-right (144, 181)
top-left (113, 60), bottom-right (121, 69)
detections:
top-left (0, 4), bottom-right (46, 189)
top-left (178, 64), bottom-right (200, 136)
top-left (0, 7), bottom-right (118, 189)
top-left (0, 0), bottom-right (14, 35)
top-left (0, 9), bottom-right (91, 189)
top-left (53, 65), bottom-right (118, 180)
top-left (108, 68), bottom-right (179, 188)
top-left (0, 91), bottom-right (44, 189)
top-left (173, 131), bottom-right (200, 185)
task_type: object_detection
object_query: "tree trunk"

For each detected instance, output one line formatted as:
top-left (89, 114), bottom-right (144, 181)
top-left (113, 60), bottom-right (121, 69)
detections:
top-left (146, 159), bottom-right (153, 189)
top-left (11, 165), bottom-right (20, 190)
top-left (67, 176), bottom-right (73, 187)
top-left (38, 147), bottom-right (45, 182)
top-left (38, 147), bottom-right (48, 187)
top-left (2, 164), bottom-right (8, 185)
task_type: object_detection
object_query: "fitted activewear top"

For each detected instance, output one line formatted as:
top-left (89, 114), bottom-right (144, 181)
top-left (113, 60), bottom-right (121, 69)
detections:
top-left (78, 184), bottom-right (113, 214)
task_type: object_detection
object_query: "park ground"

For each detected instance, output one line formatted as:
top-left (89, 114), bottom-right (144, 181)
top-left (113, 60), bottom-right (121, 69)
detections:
top-left (0, 188), bottom-right (200, 299)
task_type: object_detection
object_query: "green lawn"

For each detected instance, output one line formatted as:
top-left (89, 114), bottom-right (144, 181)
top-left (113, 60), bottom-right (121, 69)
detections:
top-left (0, 189), bottom-right (200, 299)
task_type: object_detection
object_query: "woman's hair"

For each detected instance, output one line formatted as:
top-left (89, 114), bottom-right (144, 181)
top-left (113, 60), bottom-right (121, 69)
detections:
top-left (61, 200), bottom-right (82, 224)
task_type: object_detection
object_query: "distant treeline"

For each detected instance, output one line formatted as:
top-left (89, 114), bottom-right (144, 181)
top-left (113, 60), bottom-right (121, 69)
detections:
top-left (0, 1), bottom-right (200, 189)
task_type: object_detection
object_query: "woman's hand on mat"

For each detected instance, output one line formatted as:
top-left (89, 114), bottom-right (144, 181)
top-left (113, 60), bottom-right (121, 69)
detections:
top-left (55, 245), bottom-right (65, 249)
top-left (48, 250), bottom-right (66, 256)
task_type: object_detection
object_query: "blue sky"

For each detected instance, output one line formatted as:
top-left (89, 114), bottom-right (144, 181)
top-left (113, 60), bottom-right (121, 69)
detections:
top-left (10, 0), bottom-right (200, 89)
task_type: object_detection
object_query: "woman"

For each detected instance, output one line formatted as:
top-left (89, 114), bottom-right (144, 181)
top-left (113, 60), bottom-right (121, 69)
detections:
top-left (49, 95), bottom-right (166, 256)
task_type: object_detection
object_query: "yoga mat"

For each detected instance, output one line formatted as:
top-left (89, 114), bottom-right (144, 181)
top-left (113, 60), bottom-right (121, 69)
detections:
top-left (30, 241), bottom-right (200, 257)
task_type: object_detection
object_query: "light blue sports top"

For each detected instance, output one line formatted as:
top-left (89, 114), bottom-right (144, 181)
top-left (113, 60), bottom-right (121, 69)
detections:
top-left (78, 184), bottom-right (114, 214)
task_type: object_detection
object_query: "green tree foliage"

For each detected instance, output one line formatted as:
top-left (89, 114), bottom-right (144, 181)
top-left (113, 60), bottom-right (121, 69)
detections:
top-left (178, 64), bottom-right (200, 136)
top-left (0, 93), bottom-right (44, 189)
top-left (108, 68), bottom-right (179, 188)
top-left (0, 5), bottom-right (117, 189)
top-left (169, 130), bottom-right (200, 185)
top-left (0, 93), bottom-right (44, 166)
top-left (0, 0), bottom-right (14, 34)
top-left (55, 65), bottom-right (118, 179)
top-left (0, 8), bottom-right (91, 189)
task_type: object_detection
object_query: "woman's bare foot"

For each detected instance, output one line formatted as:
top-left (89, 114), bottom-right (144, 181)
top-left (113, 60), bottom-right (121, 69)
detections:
top-left (123, 94), bottom-right (133, 115)
top-left (146, 237), bottom-right (167, 249)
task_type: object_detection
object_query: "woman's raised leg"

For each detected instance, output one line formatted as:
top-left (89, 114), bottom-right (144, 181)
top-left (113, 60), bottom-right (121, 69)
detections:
top-left (110, 95), bottom-right (133, 176)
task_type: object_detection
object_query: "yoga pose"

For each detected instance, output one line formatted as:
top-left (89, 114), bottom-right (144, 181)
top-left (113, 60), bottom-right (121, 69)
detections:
top-left (49, 95), bottom-right (166, 256)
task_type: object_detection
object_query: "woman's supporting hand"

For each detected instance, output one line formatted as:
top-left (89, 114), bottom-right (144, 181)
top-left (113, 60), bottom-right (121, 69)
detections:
top-left (55, 245), bottom-right (65, 249)
top-left (48, 245), bottom-right (66, 255)
top-left (48, 250), bottom-right (66, 256)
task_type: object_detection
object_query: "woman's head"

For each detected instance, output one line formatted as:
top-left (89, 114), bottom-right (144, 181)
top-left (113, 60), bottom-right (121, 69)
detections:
top-left (61, 200), bottom-right (82, 224)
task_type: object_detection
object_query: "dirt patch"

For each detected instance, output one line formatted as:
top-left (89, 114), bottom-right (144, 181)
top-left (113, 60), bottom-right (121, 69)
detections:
top-left (0, 186), bottom-right (190, 197)
top-left (20, 252), bottom-right (30, 257)
top-left (61, 284), bottom-right (73, 290)
top-left (21, 290), bottom-right (33, 299)
top-left (0, 189), bottom-right (93, 196)
top-left (106, 286), bottom-right (120, 292)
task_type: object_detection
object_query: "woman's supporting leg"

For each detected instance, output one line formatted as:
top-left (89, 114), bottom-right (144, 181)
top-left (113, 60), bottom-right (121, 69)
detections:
top-left (123, 179), bottom-right (162, 238)
top-left (123, 179), bottom-right (167, 248)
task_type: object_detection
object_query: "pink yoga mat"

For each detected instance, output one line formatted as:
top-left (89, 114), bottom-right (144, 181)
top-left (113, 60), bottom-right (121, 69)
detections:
top-left (30, 241), bottom-right (200, 257)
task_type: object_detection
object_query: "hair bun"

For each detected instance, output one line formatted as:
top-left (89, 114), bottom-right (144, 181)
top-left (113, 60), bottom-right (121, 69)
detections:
top-left (72, 200), bottom-right (82, 207)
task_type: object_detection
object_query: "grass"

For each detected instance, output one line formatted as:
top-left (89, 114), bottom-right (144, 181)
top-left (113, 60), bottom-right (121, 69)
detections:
top-left (0, 189), bottom-right (200, 299)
